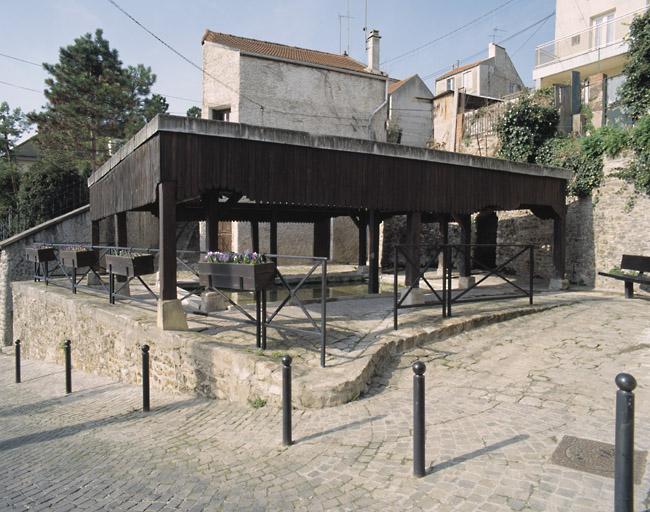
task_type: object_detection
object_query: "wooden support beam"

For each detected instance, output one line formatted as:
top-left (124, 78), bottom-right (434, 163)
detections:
top-left (251, 221), bottom-right (260, 253)
top-left (405, 212), bottom-right (422, 287)
top-left (357, 214), bottom-right (367, 266)
top-left (91, 220), bottom-right (100, 246)
top-left (206, 195), bottom-right (219, 252)
top-left (270, 213), bottom-right (278, 257)
top-left (114, 212), bottom-right (127, 248)
top-left (313, 219), bottom-right (331, 258)
top-left (159, 182), bottom-right (177, 301)
top-left (454, 214), bottom-right (472, 277)
top-left (368, 210), bottom-right (380, 294)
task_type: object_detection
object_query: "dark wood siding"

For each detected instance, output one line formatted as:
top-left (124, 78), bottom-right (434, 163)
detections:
top-left (90, 131), bottom-right (566, 220)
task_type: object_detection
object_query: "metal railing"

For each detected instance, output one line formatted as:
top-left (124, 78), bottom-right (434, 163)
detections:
top-left (535, 8), bottom-right (646, 67)
top-left (393, 243), bottom-right (534, 328)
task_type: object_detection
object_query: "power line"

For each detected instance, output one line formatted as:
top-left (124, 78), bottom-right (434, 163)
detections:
top-left (0, 52), bottom-right (41, 67)
top-left (421, 12), bottom-right (555, 81)
top-left (381, 0), bottom-right (521, 65)
top-left (511, 14), bottom-right (553, 56)
top-left (105, 0), bottom-right (265, 111)
top-left (0, 50), bottom-right (202, 105)
top-left (0, 80), bottom-right (41, 93)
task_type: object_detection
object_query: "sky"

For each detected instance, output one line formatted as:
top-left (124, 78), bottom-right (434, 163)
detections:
top-left (0, 0), bottom-right (556, 128)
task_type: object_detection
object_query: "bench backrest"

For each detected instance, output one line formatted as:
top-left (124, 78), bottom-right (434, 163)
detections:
top-left (621, 254), bottom-right (650, 273)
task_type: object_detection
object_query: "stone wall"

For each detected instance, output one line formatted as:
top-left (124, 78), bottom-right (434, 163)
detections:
top-left (0, 206), bottom-right (90, 346)
top-left (493, 155), bottom-right (650, 294)
top-left (12, 282), bottom-right (282, 405)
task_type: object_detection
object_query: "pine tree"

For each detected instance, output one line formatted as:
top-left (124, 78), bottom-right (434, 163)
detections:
top-left (29, 29), bottom-right (167, 174)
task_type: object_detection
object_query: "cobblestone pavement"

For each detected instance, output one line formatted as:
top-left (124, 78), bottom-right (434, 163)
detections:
top-left (2, 297), bottom-right (650, 511)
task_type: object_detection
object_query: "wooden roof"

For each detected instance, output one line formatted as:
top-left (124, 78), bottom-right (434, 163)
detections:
top-left (88, 115), bottom-right (570, 222)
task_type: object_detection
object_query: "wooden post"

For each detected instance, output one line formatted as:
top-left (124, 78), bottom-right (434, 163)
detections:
top-left (206, 195), bottom-right (219, 252)
top-left (159, 182), bottom-right (177, 301)
top-left (91, 220), bottom-right (100, 246)
top-left (357, 214), bottom-right (367, 266)
top-left (405, 212), bottom-right (422, 287)
top-left (251, 221), bottom-right (260, 253)
top-left (114, 212), bottom-right (127, 248)
top-left (457, 214), bottom-right (471, 277)
top-left (270, 213), bottom-right (278, 257)
top-left (437, 215), bottom-right (449, 277)
top-left (368, 210), bottom-right (380, 294)
top-left (313, 218), bottom-right (331, 258)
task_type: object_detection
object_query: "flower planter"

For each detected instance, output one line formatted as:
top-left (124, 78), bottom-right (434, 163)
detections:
top-left (105, 254), bottom-right (155, 277)
top-left (198, 262), bottom-right (276, 291)
top-left (25, 247), bottom-right (57, 263)
top-left (60, 249), bottom-right (99, 269)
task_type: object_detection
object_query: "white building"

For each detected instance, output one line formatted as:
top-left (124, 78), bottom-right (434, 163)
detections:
top-left (202, 30), bottom-right (388, 140)
top-left (434, 43), bottom-right (524, 99)
top-left (386, 75), bottom-right (434, 148)
top-left (533, 0), bottom-right (648, 126)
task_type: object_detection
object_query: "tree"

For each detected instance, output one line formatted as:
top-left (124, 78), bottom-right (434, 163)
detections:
top-left (0, 101), bottom-right (30, 161)
top-left (16, 156), bottom-right (86, 227)
top-left (186, 106), bottom-right (202, 118)
top-left (619, 9), bottom-right (650, 120)
top-left (29, 29), bottom-right (166, 174)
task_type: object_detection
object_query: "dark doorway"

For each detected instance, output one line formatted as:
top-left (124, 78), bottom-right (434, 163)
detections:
top-left (474, 211), bottom-right (497, 269)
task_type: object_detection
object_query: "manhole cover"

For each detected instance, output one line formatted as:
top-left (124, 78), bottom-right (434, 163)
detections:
top-left (550, 435), bottom-right (647, 483)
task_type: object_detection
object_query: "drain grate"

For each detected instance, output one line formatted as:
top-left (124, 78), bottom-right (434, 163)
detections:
top-left (550, 435), bottom-right (647, 483)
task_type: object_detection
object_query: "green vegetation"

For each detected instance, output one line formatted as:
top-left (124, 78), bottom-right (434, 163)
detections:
top-left (248, 397), bottom-right (267, 409)
top-left (186, 106), bottom-right (201, 118)
top-left (496, 90), bottom-right (558, 163)
top-left (619, 9), bottom-right (650, 120)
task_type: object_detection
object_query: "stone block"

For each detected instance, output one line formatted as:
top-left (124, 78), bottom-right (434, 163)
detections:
top-left (201, 291), bottom-right (228, 312)
top-left (157, 299), bottom-right (188, 330)
top-left (400, 287), bottom-right (425, 305)
top-left (458, 276), bottom-right (476, 289)
top-left (548, 278), bottom-right (569, 291)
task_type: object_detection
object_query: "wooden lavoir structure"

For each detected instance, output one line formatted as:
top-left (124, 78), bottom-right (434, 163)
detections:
top-left (88, 115), bottom-right (571, 328)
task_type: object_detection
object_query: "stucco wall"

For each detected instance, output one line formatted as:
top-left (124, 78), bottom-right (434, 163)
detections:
top-left (555, 0), bottom-right (645, 40)
top-left (237, 54), bottom-right (387, 140)
top-left (202, 42), bottom-right (241, 121)
top-left (388, 77), bottom-right (433, 148)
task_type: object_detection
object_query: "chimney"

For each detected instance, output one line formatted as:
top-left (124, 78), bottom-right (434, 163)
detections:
top-left (366, 29), bottom-right (381, 72)
top-left (488, 43), bottom-right (505, 60)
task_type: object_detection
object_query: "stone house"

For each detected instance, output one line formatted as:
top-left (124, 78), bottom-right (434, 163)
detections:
top-left (533, 0), bottom-right (648, 129)
top-left (434, 43), bottom-right (524, 99)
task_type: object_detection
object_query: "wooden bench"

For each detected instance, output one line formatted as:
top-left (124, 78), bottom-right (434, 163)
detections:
top-left (598, 255), bottom-right (650, 298)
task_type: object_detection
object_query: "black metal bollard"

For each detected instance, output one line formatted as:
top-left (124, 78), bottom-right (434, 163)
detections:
top-left (615, 373), bottom-right (637, 512)
top-left (142, 345), bottom-right (150, 412)
top-left (64, 340), bottom-right (72, 394)
top-left (282, 355), bottom-right (292, 446)
top-left (413, 361), bottom-right (426, 477)
top-left (15, 340), bottom-right (21, 384)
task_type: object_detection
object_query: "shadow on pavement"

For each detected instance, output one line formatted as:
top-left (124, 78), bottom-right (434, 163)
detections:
top-left (429, 434), bottom-right (529, 474)
top-left (295, 415), bottom-right (387, 444)
top-left (0, 397), bottom-right (202, 452)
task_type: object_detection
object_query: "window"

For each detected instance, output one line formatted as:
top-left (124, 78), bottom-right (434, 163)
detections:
top-left (571, 34), bottom-right (581, 46)
top-left (446, 77), bottom-right (454, 91)
top-left (462, 70), bottom-right (473, 91)
top-left (211, 107), bottom-right (231, 122)
top-left (591, 11), bottom-right (615, 48)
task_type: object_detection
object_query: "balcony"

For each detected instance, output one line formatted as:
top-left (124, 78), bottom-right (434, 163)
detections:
top-left (534, 8), bottom-right (647, 69)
